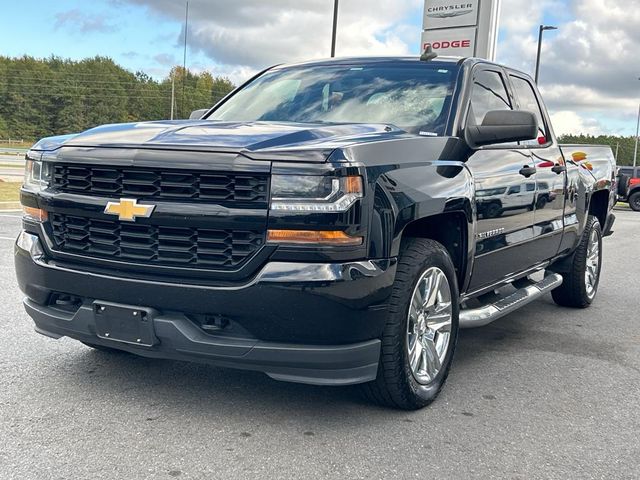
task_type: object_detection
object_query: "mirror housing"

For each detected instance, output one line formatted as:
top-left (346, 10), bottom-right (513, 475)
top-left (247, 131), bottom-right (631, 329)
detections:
top-left (189, 108), bottom-right (209, 120)
top-left (467, 110), bottom-right (538, 147)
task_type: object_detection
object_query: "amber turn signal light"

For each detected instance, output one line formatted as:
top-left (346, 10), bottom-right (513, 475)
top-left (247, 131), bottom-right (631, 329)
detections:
top-left (267, 229), bottom-right (363, 246)
top-left (22, 206), bottom-right (48, 222)
top-left (344, 176), bottom-right (364, 194)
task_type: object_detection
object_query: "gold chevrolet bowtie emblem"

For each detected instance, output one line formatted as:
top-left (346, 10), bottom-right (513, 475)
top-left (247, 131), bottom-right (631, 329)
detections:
top-left (104, 198), bottom-right (155, 222)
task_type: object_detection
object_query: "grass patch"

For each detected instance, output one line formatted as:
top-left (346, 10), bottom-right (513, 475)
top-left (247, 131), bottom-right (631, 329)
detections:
top-left (0, 141), bottom-right (33, 149)
top-left (0, 182), bottom-right (21, 202)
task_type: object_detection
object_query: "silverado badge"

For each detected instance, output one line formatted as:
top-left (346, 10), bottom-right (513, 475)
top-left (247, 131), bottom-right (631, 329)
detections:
top-left (104, 198), bottom-right (155, 222)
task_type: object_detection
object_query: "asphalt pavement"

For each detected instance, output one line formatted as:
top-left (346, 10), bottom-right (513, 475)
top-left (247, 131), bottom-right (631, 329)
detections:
top-left (0, 209), bottom-right (638, 480)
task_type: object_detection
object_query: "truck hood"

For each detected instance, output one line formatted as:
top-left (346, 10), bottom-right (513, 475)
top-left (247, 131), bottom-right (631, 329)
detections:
top-left (31, 120), bottom-right (407, 162)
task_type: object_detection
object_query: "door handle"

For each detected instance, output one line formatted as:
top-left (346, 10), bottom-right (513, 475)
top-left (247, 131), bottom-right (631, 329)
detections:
top-left (551, 164), bottom-right (566, 174)
top-left (519, 165), bottom-right (536, 178)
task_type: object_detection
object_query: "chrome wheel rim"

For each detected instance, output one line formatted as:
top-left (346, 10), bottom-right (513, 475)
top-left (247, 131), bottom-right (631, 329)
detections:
top-left (406, 267), bottom-right (453, 385)
top-left (585, 229), bottom-right (600, 299)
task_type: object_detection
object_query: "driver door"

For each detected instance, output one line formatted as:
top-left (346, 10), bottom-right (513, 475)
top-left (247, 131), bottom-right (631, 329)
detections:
top-left (464, 68), bottom-right (537, 293)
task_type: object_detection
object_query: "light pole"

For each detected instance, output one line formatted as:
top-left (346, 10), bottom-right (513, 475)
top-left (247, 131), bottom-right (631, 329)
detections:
top-left (634, 101), bottom-right (639, 172)
top-left (534, 25), bottom-right (557, 84)
top-left (331, 0), bottom-right (339, 57)
top-left (181, 0), bottom-right (189, 118)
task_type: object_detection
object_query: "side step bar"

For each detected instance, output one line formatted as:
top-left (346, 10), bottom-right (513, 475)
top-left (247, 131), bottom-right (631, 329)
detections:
top-left (459, 273), bottom-right (563, 329)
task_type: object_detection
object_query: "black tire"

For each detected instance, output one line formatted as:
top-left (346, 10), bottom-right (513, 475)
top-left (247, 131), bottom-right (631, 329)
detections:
top-left (484, 202), bottom-right (502, 218)
top-left (535, 196), bottom-right (548, 210)
top-left (617, 174), bottom-right (630, 197)
top-left (628, 191), bottom-right (640, 212)
top-left (551, 215), bottom-right (602, 308)
top-left (360, 238), bottom-right (459, 410)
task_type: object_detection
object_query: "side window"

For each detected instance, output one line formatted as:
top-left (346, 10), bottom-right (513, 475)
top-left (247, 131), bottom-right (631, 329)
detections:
top-left (507, 185), bottom-right (521, 195)
top-left (510, 75), bottom-right (547, 144)
top-left (469, 70), bottom-right (512, 125)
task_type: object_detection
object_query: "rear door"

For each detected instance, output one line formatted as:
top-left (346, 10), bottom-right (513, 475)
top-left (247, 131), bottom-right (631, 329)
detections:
top-left (508, 73), bottom-right (566, 262)
top-left (464, 67), bottom-right (537, 292)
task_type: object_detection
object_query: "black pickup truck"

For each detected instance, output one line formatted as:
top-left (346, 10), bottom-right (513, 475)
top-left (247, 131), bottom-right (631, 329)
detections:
top-left (16, 56), bottom-right (616, 410)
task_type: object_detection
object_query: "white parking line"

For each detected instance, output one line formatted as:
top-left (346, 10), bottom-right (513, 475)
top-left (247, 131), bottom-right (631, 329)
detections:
top-left (0, 236), bottom-right (16, 241)
top-left (0, 213), bottom-right (22, 217)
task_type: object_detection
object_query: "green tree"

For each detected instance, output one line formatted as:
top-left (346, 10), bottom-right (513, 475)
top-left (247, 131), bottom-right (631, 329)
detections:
top-left (0, 55), bottom-right (236, 139)
top-left (558, 134), bottom-right (637, 166)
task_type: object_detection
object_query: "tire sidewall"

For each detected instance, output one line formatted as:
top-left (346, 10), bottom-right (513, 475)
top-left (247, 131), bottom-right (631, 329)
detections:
top-left (396, 242), bottom-right (460, 404)
top-left (629, 192), bottom-right (640, 212)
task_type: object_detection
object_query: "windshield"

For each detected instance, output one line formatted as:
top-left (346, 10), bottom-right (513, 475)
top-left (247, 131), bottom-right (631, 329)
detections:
top-left (208, 63), bottom-right (459, 136)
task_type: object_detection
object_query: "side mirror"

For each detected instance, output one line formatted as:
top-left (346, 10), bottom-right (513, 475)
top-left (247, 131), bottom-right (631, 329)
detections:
top-left (467, 110), bottom-right (538, 147)
top-left (189, 108), bottom-right (209, 120)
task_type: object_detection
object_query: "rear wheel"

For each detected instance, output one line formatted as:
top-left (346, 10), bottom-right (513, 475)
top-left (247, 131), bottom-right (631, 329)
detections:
top-left (628, 191), bottom-right (640, 211)
top-left (551, 215), bottom-right (602, 308)
top-left (360, 238), bottom-right (459, 410)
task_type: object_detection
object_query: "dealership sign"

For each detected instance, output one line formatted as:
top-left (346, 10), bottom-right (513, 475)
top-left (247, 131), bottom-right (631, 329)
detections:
top-left (421, 0), bottom-right (501, 60)
top-left (421, 27), bottom-right (476, 57)
top-left (423, 1), bottom-right (479, 28)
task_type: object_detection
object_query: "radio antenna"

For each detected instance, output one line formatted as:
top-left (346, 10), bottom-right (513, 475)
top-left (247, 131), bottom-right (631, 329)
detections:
top-left (420, 45), bottom-right (438, 61)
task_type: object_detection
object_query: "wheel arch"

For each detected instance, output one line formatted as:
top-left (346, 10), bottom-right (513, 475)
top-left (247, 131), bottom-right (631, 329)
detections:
top-left (397, 210), bottom-right (472, 290)
top-left (588, 189), bottom-right (610, 227)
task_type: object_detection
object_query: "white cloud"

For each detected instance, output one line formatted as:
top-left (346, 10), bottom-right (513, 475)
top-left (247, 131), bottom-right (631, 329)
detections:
top-left (499, 0), bottom-right (640, 135)
top-left (117, 0), bottom-right (638, 135)
top-left (123, 0), bottom-right (420, 70)
top-left (549, 110), bottom-right (608, 137)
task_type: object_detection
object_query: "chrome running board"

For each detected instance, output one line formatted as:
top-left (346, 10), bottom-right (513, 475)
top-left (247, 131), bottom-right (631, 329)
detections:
top-left (459, 273), bottom-right (563, 329)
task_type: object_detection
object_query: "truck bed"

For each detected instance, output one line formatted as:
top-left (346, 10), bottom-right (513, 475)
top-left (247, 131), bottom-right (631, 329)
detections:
top-left (559, 144), bottom-right (616, 187)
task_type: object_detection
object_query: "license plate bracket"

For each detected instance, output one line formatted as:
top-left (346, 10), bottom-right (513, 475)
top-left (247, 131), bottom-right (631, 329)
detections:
top-left (93, 302), bottom-right (157, 347)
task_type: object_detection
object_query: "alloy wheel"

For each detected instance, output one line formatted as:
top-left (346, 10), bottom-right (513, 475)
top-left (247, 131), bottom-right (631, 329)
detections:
top-left (406, 267), bottom-right (453, 384)
top-left (584, 228), bottom-right (600, 299)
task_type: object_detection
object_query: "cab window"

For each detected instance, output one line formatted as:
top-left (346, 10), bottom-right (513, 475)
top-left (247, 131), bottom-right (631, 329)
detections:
top-left (468, 70), bottom-right (512, 126)
top-left (510, 75), bottom-right (548, 145)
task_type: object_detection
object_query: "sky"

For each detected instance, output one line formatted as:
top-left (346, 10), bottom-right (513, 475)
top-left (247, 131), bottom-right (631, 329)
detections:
top-left (1, 0), bottom-right (638, 137)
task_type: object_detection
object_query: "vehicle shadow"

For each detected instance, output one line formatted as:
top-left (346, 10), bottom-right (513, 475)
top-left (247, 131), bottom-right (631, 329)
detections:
top-left (43, 295), bottom-right (608, 421)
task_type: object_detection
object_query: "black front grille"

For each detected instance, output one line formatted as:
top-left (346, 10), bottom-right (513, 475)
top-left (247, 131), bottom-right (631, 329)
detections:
top-left (50, 213), bottom-right (264, 269)
top-left (51, 164), bottom-right (269, 203)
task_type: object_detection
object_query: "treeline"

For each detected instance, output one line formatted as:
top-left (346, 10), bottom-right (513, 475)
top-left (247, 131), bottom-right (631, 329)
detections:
top-left (558, 134), bottom-right (637, 166)
top-left (0, 55), bottom-right (235, 140)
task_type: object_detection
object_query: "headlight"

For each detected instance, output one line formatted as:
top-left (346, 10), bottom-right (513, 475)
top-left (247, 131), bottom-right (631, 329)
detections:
top-left (24, 159), bottom-right (52, 192)
top-left (270, 175), bottom-right (363, 212)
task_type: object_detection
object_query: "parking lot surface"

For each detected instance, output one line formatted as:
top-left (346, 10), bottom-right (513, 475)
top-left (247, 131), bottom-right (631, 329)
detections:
top-left (1, 209), bottom-right (638, 479)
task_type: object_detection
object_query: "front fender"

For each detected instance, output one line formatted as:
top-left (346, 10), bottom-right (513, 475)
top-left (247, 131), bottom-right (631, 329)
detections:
top-left (367, 161), bottom-right (474, 259)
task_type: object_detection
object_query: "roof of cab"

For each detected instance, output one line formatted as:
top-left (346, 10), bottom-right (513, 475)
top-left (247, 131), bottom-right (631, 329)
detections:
top-left (263, 56), bottom-right (535, 84)
top-left (272, 56), bottom-right (466, 69)
top-left (270, 56), bottom-right (513, 72)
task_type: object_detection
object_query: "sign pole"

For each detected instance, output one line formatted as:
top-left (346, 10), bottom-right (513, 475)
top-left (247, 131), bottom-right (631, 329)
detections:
top-left (331, 0), bottom-right (339, 57)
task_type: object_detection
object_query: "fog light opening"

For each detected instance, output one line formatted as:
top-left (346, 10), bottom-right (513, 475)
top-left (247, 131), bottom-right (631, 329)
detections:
top-left (16, 231), bottom-right (44, 259)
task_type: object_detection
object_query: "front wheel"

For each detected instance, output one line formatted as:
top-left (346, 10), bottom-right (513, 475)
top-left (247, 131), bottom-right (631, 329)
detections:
top-left (551, 215), bottom-right (602, 308)
top-left (360, 238), bottom-right (459, 410)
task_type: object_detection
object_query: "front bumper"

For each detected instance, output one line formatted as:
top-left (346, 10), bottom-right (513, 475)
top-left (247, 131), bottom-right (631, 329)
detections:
top-left (15, 233), bottom-right (396, 385)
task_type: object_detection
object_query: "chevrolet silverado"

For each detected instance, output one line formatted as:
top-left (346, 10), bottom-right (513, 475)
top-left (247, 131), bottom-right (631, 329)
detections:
top-left (16, 56), bottom-right (616, 409)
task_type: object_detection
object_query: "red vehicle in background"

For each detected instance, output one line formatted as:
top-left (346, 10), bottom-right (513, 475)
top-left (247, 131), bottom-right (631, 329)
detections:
top-left (618, 167), bottom-right (640, 211)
